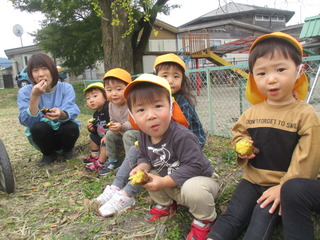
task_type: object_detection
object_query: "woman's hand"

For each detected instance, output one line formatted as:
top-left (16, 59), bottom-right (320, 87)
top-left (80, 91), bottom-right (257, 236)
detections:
top-left (31, 80), bottom-right (48, 97)
top-left (44, 108), bottom-right (67, 121)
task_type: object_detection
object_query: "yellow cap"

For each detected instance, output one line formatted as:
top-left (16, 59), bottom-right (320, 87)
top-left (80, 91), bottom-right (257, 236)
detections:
top-left (154, 53), bottom-right (186, 71)
top-left (103, 68), bottom-right (132, 84)
top-left (124, 73), bottom-right (189, 129)
top-left (246, 32), bottom-right (308, 104)
top-left (83, 82), bottom-right (105, 93)
top-left (249, 32), bottom-right (303, 55)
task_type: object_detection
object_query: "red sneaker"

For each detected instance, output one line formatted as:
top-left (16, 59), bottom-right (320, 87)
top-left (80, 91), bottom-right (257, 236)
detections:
top-left (144, 203), bottom-right (177, 222)
top-left (187, 218), bottom-right (215, 240)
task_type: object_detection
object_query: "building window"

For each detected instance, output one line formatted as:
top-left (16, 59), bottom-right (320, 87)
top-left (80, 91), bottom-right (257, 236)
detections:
top-left (256, 14), bottom-right (285, 22)
top-left (271, 16), bottom-right (285, 22)
top-left (255, 14), bottom-right (270, 21)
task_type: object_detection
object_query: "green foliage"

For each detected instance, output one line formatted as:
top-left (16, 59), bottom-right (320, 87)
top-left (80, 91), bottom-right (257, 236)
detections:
top-left (216, 184), bottom-right (236, 210)
top-left (165, 224), bottom-right (183, 240)
top-left (11, 0), bottom-right (179, 74)
top-left (220, 149), bottom-right (237, 165)
top-left (13, 0), bottom-right (104, 75)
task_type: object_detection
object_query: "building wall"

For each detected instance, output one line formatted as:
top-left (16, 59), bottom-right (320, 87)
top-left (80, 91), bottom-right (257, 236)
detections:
top-left (149, 25), bottom-right (177, 40)
top-left (147, 39), bottom-right (177, 52)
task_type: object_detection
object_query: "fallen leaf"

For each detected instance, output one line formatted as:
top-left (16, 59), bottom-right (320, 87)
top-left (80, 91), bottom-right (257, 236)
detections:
top-left (44, 208), bottom-right (56, 213)
top-left (60, 216), bottom-right (68, 224)
top-left (43, 182), bottom-right (52, 187)
top-left (68, 211), bottom-right (79, 220)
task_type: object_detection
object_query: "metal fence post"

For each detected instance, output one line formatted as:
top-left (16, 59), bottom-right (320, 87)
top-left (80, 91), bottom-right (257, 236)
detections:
top-left (206, 68), bottom-right (214, 134)
top-left (239, 78), bottom-right (244, 115)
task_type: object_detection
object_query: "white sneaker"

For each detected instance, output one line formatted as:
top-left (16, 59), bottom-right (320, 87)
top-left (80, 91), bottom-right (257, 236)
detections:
top-left (89, 185), bottom-right (119, 212)
top-left (98, 191), bottom-right (135, 217)
top-left (97, 185), bottom-right (119, 204)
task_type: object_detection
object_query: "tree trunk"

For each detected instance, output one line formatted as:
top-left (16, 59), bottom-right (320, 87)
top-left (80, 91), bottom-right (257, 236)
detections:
top-left (99, 0), bottom-right (134, 75)
top-left (132, 0), bottom-right (169, 74)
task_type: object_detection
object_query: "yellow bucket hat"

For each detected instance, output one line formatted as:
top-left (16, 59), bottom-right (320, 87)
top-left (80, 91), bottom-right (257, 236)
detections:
top-left (103, 68), bottom-right (132, 85)
top-left (154, 53), bottom-right (186, 71)
top-left (246, 32), bottom-right (308, 104)
top-left (124, 74), bottom-right (189, 130)
top-left (83, 82), bottom-right (105, 93)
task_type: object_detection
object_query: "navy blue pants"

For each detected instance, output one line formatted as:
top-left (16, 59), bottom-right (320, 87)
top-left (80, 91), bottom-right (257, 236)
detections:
top-left (207, 179), bottom-right (279, 240)
top-left (30, 121), bottom-right (79, 155)
top-left (281, 178), bottom-right (320, 240)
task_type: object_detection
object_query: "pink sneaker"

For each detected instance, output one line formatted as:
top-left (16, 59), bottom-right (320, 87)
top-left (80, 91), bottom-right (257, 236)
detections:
top-left (187, 218), bottom-right (215, 240)
top-left (86, 160), bottom-right (104, 172)
top-left (83, 155), bottom-right (99, 166)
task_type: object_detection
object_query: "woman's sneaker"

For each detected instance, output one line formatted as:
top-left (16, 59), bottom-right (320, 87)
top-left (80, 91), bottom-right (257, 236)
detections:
top-left (37, 153), bottom-right (57, 167)
top-left (144, 203), bottom-right (177, 222)
top-left (83, 155), bottom-right (99, 166)
top-left (86, 160), bottom-right (105, 172)
top-left (89, 185), bottom-right (119, 212)
top-left (98, 191), bottom-right (135, 217)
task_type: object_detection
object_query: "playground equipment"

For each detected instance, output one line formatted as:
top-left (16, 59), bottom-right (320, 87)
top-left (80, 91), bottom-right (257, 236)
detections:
top-left (0, 139), bottom-right (15, 194)
top-left (181, 30), bottom-right (250, 95)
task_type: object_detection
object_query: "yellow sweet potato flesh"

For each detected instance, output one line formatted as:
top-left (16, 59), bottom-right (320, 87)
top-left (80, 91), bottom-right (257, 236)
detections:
top-left (128, 170), bottom-right (148, 185)
top-left (235, 139), bottom-right (254, 155)
top-left (105, 122), bottom-right (113, 127)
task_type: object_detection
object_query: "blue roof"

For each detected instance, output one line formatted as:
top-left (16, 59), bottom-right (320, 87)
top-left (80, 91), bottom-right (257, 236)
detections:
top-left (300, 15), bottom-right (320, 38)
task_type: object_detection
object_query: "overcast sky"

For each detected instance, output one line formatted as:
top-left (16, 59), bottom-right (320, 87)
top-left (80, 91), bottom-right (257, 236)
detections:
top-left (0, 0), bottom-right (319, 58)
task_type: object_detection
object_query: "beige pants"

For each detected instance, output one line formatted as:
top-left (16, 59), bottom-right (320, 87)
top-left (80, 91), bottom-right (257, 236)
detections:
top-left (148, 170), bottom-right (219, 221)
top-left (106, 130), bottom-right (138, 159)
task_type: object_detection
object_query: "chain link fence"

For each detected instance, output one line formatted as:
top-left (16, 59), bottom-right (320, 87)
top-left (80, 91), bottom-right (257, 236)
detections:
top-left (187, 55), bottom-right (320, 137)
top-left (82, 55), bottom-right (320, 138)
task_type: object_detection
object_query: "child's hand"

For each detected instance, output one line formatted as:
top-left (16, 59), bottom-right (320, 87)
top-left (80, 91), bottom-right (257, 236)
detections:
top-left (143, 173), bottom-right (164, 192)
top-left (100, 136), bottom-right (106, 145)
top-left (235, 139), bottom-right (258, 159)
top-left (129, 163), bottom-right (150, 177)
top-left (237, 152), bottom-right (256, 160)
top-left (257, 184), bottom-right (281, 215)
top-left (109, 122), bottom-right (122, 132)
top-left (86, 122), bottom-right (95, 132)
top-left (130, 166), bottom-right (144, 177)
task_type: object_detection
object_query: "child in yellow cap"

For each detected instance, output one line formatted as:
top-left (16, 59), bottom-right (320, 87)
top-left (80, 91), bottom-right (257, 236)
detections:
top-left (153, 53), bottom-right (206, 148)
top-left (82, 82), bottom-right (109, 171)
top-left (117, 74), bottom-right (219, 240)
top-left (208, 32), bottom-right (320, 240)
top-left (97, 68), bottom-right (139, 175)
